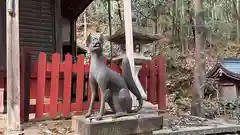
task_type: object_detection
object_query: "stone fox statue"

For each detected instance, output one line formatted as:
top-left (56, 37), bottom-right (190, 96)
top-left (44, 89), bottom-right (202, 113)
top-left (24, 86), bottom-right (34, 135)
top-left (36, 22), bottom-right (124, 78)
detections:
top-left (85, 34), bottom-right (143, 120)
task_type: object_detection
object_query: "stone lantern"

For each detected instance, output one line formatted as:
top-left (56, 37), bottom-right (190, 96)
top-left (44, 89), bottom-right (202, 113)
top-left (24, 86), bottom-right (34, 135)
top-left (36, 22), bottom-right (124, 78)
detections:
top-left (106, 28), bottom-right (163, 107)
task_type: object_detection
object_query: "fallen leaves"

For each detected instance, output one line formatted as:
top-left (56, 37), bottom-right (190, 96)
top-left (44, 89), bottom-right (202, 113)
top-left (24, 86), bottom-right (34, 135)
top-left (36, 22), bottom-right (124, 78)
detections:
top-left (168, 115), bottom-right (208, 131)
top-left (38, 121), bottom-right (73, 135)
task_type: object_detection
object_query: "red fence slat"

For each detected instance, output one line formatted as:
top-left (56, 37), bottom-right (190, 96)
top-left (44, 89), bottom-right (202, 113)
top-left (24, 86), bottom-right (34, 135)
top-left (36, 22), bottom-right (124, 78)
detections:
top-left (157, 56), bottom-right (167, 110)
top-left (76, 55), bottom-right (84, 112)
top-left (49, 53), bottom-right (60, 118)
top-left (20, 49), bottom-right (26, 123)
top-left (149, 59), bottom-right (157, 104)
top-left (36, 52), bottom-right (47, 120)
top-left (62, 54), bottom-right (72, 117)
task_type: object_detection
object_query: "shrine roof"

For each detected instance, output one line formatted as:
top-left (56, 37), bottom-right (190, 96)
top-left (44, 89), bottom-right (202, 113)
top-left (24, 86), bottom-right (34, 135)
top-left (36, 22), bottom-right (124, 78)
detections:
top-left (62, 0), bottom-right (94, 20)
top-left (222, 58), bottom-right (240, 73)
top-left (206, 58), bottom-right (240, 80)
top-left (105, 28), bottom-right (166, 45)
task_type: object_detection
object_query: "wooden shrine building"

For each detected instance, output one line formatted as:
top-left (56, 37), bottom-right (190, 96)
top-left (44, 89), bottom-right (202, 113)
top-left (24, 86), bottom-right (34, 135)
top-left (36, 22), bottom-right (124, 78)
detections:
top-left (206, 58), bottom-right (240, 100)
top-left (0, 0), bottom-right (92, 86)
top-left (0, 0), bottom-right (91, 64)
top-left (0, 0), bottom-right (93, 117)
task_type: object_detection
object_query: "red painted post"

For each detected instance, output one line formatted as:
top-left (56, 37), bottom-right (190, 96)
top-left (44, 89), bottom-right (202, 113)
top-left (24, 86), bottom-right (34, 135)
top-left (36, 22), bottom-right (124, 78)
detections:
top-left (63, 54), bottom-right (72, 117)
top-left (36, 52), bottom-right (47, 120)
top-left (76, 55), bottom-right (84, 112)
top-left (104, 57), bottom-right (106, 63)
top-left (49, 53), bottom-right (60, 118)
top-left (20, 47), bottom-right (31, 123)
top-left (30, 62), bottom-right (38, 99)
top-left (149, 59), bottom-right (158, 104)
top-left (157, 56), bottom-right (167, 110)
top-left (20, 47), bottom-right (26, 123)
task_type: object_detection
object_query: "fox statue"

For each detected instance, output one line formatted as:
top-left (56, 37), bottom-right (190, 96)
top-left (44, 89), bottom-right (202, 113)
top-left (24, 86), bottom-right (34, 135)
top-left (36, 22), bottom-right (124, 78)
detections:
top-left (84, 34), bottom-right (143, 120)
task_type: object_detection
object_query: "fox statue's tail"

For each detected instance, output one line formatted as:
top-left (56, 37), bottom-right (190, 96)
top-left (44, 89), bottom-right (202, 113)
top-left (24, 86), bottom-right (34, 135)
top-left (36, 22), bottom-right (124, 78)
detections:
top-left (121, 56), bottom-right (143, 112)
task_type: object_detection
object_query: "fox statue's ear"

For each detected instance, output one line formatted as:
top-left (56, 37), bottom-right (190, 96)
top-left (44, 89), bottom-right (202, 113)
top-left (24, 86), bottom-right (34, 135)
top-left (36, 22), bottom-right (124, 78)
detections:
top-left (86, 34), bottom-right (92, 47)
top-left (99, 34), bottom-right (104, 44)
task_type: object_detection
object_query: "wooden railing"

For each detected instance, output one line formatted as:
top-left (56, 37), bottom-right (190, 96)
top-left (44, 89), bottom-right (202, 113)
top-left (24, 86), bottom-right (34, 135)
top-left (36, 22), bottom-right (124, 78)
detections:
top-left (15, 49), bottom-right (166, 123)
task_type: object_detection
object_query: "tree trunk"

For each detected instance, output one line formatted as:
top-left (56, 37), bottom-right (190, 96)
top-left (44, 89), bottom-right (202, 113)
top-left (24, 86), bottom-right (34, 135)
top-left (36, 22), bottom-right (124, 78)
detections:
top-left (238, 0), bottom-right (240, 44)
top-left (117, 0), bottom-right (123, 27)
top-left (180, 0), bottom-right (185, 55)
top-left (153, 19), bottom-right (158, 56)
top-left (191, 0), bottom-right (205, 117)
top-left (84, 11), bottom-right (87, 45)
top-left (108, 0), bottom-right (112, 60)
top-left (232, 0), bottom-right (240, 43)
top-left (172, 0), bottom-right (176, 44)
top-left (175, 0), bottom-right (180, 43)
top-left (187, 0), bottom-right (195, 47)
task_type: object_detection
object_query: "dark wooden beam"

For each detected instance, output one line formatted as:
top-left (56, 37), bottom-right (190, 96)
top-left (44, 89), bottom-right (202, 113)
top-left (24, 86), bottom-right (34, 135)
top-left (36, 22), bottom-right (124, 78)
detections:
top-left (61, 0), bottom-right (94, 20)
top-left (54, 0), bottom-right (62, 57)
top-left (70, 19), bottom-right (76, 58)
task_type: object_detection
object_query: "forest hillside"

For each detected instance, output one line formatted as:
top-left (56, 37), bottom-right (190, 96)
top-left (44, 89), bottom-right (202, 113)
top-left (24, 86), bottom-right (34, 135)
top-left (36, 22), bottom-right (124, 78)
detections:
top-left (75, 0), bottom-right (240, 115)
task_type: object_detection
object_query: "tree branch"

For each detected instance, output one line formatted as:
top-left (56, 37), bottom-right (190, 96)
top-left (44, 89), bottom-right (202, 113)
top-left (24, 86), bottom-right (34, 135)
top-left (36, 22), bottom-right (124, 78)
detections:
top-left (131, 4), bottom-right (157, 20)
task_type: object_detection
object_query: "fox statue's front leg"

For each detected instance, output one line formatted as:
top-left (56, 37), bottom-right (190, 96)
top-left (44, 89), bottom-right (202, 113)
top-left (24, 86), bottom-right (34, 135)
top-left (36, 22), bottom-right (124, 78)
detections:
top-left (85, 76), bottom-right (98, 118)
top-left (95, 86), bottom-right (108, 120)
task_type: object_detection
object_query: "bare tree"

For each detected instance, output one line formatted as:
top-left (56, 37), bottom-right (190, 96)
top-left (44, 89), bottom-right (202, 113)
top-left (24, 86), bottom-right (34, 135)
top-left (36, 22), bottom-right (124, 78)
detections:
top-left (191, 0), bottom-right (206, 117)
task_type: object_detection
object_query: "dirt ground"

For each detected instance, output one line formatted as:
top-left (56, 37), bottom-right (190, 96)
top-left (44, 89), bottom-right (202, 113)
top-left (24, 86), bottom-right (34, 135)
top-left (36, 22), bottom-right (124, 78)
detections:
top-left (22, 120), bottom-right (74, 135)
top-left (0, 114), bottom-right (75, 135)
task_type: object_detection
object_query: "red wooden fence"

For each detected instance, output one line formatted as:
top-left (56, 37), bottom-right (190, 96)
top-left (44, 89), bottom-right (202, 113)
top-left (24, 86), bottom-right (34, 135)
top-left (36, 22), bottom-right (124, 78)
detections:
top-left (17, 50), bottom-right (166, 123)
top-left (139, 55), bottom-right (167, 110)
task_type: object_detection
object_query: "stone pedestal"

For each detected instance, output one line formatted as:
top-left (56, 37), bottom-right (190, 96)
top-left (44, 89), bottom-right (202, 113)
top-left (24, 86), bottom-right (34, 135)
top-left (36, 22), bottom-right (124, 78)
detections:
top-left (72, 114), bottom-right (163, 135)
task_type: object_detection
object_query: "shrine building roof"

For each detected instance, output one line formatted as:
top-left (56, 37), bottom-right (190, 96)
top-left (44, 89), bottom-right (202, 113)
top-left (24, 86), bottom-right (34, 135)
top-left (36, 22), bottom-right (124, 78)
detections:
top-left (62, 0), bottom-right (94, 20)
top-left (206, 58), bottom-right (240, 80)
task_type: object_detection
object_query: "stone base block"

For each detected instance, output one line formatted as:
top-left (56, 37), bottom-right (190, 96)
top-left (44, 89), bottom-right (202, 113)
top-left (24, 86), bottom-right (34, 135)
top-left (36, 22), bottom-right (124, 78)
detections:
top-left (72, 114), bottom-right (163, 135)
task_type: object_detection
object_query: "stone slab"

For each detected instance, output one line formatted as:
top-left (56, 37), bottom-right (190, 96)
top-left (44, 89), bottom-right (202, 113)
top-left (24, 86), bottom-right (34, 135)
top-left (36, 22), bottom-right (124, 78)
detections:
top-left (154, 124), bottom-right (240, 135)
top-left (72, 114), bottom-right (163, 135)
